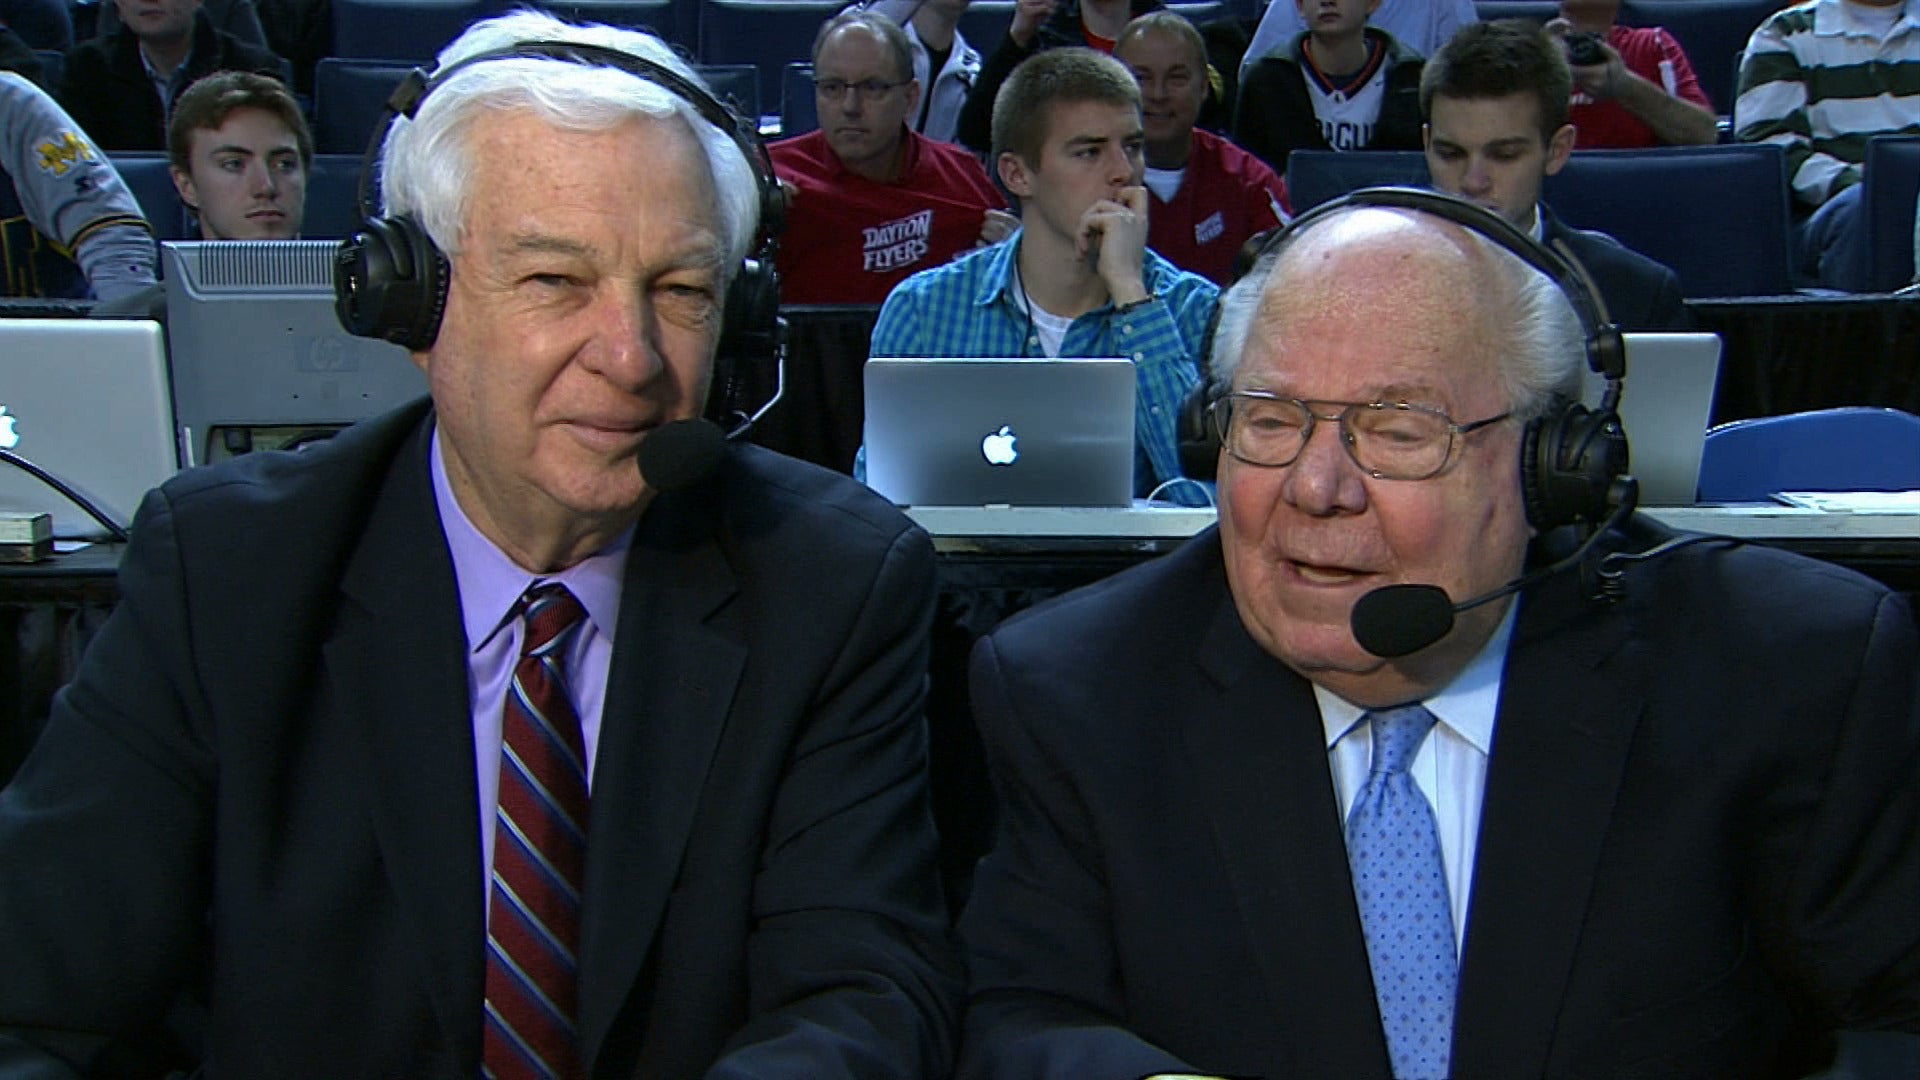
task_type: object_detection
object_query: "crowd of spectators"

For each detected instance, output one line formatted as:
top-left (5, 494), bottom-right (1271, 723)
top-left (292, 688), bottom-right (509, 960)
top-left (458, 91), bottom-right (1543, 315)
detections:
top-left (2, 0), bottom-right (1917, 308)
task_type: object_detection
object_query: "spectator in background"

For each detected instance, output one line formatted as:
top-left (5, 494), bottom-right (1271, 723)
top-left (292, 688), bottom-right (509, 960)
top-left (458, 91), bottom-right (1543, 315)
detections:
top-left (954, 0), bottom-right (1228, 153)
top-left (870, 48), bottom-right (1218, 502)
top-left (1423, 20), bottom-right (1691, 329)
top-left (95, 70), bottom-right (310, 319)
top-left (1233, 0), bottom-right (1426, 177)
top-left (771, 10), bottom-right (1010, 305)
top-left (872, 0), bottom-right (982, 143)
top-left (0, 71), bottom-right (156, 301)
top-left (1241, 0), bottom-right (1475, 81)
top-left (93, 0), bottom-right (267, 50)
top-left (1735, 0), bottom-right (1920, 292)
top-left (1117, 11), bottom-right (1288, 284)
top-left (167, 70), bottom-right (307, 240)
top-left (1547, 0), bottom-right (1717, 148)
top-left (59, 0), bottom-right (283, 152)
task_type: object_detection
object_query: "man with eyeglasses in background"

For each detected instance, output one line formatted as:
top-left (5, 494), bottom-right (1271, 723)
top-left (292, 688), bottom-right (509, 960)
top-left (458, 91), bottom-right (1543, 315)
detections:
top-left (953, 192), bottom-right (1920, 1079)
top-left (771, 8), bottom-right (1010, 305)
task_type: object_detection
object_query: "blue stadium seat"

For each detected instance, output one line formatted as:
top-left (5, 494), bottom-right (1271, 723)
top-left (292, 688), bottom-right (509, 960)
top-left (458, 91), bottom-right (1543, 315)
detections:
top-left (698, 0), bottom-right (843, 121)
top-left (1862, 134), bottom-right (1920, 292)
top-left (1282, 144), bottom-right (1793, 297)
top-left (781, 62), bottom-right (817, 139)
top-left (529, 0), bottom-right (694, 51)
top-left (107, 153), bottom-right (190, 241)
top-left (1167, 0), bottom-right (1227, 26)
top-left (1282, 150), bottom-right (1430, 215)
top-left (1542, 143), bottom-right (1794, 297)
top-left (1618, 0), bottom-right (1777, 116)
top-left (332, 0), bottom-right (493, 61)
top-left (312, 57), bottom-right (414, 155)
top-left (1473, 1), bottom-right (1561, 23)
top-left (302, 154), bottom-right (370, 240)
top-left (694, 62), bottom-right (762, 126)
top-left (1697, 407), bottom-right (1920, 502)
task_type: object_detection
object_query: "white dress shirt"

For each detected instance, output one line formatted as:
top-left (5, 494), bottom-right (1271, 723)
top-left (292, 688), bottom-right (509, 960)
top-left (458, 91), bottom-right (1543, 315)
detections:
top-left (1316, 601), bottom-right (1517, 951)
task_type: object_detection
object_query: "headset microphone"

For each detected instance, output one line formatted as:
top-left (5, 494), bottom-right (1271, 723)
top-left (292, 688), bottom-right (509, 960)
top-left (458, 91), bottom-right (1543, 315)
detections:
top-left (636, 342), bottom-right (789, 493)
top-left (1350, 478), bottom-right (1640, 659)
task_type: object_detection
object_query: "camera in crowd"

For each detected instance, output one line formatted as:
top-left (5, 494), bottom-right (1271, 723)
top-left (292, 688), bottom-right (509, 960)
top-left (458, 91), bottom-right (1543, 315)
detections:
top-left (1564, 31), bottom-right (1607, 68)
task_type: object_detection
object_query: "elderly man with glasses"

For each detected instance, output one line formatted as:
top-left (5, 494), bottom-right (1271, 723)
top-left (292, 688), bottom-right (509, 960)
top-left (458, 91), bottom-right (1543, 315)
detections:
top-left (770, 8), bottom-right (1010, 305)
top-left (953, 192), bottom-right (1920, 1080)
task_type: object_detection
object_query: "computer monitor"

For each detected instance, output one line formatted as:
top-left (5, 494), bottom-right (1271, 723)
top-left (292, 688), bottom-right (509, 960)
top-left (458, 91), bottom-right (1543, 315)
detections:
top-left (161, 240), bottom-right (425, 465)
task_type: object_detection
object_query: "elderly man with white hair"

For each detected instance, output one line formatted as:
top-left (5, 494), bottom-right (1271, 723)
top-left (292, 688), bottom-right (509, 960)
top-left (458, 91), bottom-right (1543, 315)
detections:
top-left (955, 190), bottom-right (1920, 1080)
top-left (0, 11), bottom-right (960, 1078)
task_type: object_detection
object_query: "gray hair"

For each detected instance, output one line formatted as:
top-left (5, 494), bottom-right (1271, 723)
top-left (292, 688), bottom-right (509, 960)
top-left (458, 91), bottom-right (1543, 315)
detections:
top-left (379, 10), bottom-right (761, 271)
top-left (811, 8), bottom-right (916, 81)
top-left (1209, 206), bottom-right (1586, 422)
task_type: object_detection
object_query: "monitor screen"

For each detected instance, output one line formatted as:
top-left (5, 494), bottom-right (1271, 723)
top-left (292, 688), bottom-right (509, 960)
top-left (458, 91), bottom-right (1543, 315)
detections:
top-left (162, 240), bottom-right (425, 465)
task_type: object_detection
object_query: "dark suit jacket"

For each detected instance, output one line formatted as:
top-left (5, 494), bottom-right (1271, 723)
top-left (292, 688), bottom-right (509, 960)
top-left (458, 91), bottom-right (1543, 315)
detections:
top-left (58, 11), bottom-right (282, 152)
top-left (957, 524), bottom-right (1920, 1079)
top-left (0, 402), bottom-right (961, 1077)
top-left (1544, 205), bottom-right (1693, 333)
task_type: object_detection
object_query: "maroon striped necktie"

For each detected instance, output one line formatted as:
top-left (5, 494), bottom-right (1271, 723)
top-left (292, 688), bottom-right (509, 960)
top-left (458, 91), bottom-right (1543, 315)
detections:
top-left (483, 583), bottom-right (589, 1080)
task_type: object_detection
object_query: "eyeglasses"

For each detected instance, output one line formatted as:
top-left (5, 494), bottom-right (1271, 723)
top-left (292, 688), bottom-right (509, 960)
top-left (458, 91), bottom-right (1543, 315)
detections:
top-left (1207, 392), bottom-right (1512, 481)
top-left (813, 77), bottom-right (910, 100)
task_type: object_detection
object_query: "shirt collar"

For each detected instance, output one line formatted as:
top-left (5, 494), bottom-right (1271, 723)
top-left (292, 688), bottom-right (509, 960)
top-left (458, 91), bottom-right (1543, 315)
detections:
top-left (1319, 599), bottom-right (1518, 755)
top-left (971, 229), bottom-right (1025, 309)
top-left (429, 424), bottom-right (630, 655)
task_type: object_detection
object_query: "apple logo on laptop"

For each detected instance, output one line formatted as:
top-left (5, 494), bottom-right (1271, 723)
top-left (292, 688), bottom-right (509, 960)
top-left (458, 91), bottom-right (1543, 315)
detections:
top-left (981, 425), bottom-right (1018, 467)
top-left (0, 406), bottom-right (18, 451)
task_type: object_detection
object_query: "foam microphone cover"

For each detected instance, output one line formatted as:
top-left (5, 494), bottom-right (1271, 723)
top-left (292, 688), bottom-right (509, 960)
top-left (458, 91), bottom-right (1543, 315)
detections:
top-left (638, 418), bottom-right (726, 494)
top-left (1350, 584), bottom-right (1456, 659)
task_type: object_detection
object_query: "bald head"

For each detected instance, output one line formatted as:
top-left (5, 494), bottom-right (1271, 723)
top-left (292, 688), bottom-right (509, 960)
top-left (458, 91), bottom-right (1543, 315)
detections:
top-left (1212, 203), bottom-right (1585, 422)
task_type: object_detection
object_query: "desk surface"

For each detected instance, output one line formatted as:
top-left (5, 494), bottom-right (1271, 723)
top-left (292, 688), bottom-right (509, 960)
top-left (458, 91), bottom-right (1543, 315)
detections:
top-left (907, 503), bottom-right (1920, 543)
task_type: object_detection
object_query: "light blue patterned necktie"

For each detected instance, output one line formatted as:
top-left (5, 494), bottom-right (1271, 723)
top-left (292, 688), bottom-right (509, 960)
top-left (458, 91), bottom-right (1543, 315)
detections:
top-left (1347, 703), bottom-right (1457, 1080)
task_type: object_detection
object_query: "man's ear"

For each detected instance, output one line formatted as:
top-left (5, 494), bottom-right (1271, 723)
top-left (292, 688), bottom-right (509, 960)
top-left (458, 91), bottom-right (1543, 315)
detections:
top-left (169, 165), bottom-right (199, 212)
top-left (903, 77), bottom-right (923, 119)
top-left (998, 151), bottom-right (1032, 198)
top-left (1544, 123), bottom-right (1576, 177)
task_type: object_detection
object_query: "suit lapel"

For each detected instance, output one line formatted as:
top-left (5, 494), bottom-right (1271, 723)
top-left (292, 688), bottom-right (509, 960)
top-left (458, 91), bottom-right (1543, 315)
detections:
top-left (1451, 575), bottom-right (1643, 1077)
top-left (576, 484), bottom-right (745, 1067)
top-left (1183, 583), bottom-right (1394, 1075)
top-left (323, 417), bottom-right (485, 1067)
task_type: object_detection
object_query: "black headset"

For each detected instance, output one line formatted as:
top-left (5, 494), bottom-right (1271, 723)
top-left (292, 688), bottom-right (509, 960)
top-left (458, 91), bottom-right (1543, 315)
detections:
top-left (332, 40), bottom-right (786, 414)
top-left (1179, 186), bottom-right (1630, 533)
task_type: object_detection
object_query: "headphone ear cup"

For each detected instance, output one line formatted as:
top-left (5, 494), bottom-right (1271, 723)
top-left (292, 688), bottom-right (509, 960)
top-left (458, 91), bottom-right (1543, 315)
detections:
top-left (333, 215), bottom-right (449, 352)
top-left (1176, 380), bottom-right (1220, 481)
top-left (1521, 402), bottom-right (1629, 531)
top-left (707, 256), bottom-right (783, 428)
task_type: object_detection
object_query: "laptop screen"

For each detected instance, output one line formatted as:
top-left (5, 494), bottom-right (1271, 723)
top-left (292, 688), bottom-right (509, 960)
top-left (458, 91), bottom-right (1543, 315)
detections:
top-left (863, 357), bottom-right (1137, 507)
top-left (162, 240), bottom-right (425, 465)
top-left (1584, 332), bottom-right (1724, 507)
top-left (0, 319), bottom-right (179, 540)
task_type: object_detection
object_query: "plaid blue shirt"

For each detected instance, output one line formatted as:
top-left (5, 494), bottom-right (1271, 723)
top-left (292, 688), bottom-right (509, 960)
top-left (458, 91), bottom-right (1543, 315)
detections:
top-left (869, 232), bottom-right (1219, 503)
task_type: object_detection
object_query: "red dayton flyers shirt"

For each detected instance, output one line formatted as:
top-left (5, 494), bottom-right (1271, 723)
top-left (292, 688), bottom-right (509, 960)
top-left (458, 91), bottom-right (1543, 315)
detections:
top-left (770, 128), bottom-right (1005, 305)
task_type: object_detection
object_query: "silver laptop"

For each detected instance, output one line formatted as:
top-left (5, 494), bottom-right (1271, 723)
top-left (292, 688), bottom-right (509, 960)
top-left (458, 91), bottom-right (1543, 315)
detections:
top-left (0, 319), bottom-right (180, 539)
top-left (1583, 332), bottom-right (1723, 507)
top-left (162, 241), bottom-right (422, 465)
top-left (863, 357), bottom-right (1137, 507)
